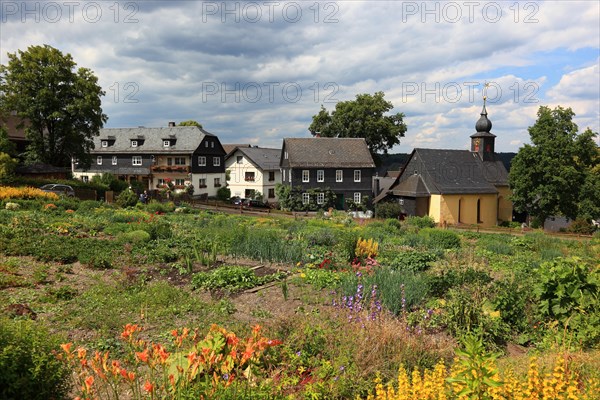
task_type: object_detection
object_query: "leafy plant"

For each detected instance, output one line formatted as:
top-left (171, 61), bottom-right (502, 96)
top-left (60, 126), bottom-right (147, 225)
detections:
top-left (0, 318), bottom-right (70, 400)
top-left (534, 257), bottom-right (599, 347)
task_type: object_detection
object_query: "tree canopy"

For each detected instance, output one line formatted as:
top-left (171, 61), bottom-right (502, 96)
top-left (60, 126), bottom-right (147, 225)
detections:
top-left (178, 120), bottom-right (203, 128)
top-left (509, 105), bottom-right (599, 224)
top-left (308, 92), bottom-right (407, 159)
top-left (0, 45), bottom-right (107, 168)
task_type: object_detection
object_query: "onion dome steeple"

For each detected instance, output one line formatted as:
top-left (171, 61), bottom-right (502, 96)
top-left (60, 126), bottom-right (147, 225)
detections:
top-left (470, 95), bottom-right (496, 161)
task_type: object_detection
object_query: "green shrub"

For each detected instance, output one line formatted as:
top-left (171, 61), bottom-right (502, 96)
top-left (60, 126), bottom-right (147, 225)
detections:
top-left (143, 218), bottom-right (173, 240)
top-left (119, 229), bottom-right (152, 243)
top-left (0, 319), bottom-right (70, 400)
top-left (384, 250), bottom-right (439, 273)
top-left (567, 218), bottom-right (596, 235)
top-left (115, 189), bottom-right (138, 208)
top-left (427, 267), bottom-right (493, 297)
top-left (305, 228), bottom-right (338, 247)
top-left (404, 215), bottom-right (436, 229)
top-left (145, 199), bottom-right (176, 214)
top-left (420, 228), bottom-right (461, 249)
top-left (534, 257), bottom-right (599, 348)
top-left (375, 202), bottom-right (404, 219)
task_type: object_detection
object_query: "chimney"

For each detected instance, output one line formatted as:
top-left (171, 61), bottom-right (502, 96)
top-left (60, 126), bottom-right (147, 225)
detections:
top-left (168, 121), bottom-right (176, 127)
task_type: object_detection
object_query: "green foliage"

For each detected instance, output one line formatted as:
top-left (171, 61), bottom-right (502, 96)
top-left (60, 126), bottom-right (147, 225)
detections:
top-left (0, 45), bottom-right (107, 167)
top-left (420, 228), bottom-right (461, 249)
top-left (567, 218), bottom-right (597, 235)
top-left (115, 188), bottom-right (138, 208)
top-left (509, 105), bottom-right (599, 222)
top-left (534, 257), bottom-right (600, 347)
top-left (119, 229), bottom-right (152, 243)
top-left (374, 202), bottom-right (404, 219)
top-left (90, 173), bottom-right (128, 193)
top-left (0, 126), bottom-right (17, 156)
top-left (383, 250), bottom-right (439, 272)
top-left (0, 318), bottom-right (70, 400)
top-left (216, 186), bottom-right (231, 201)
top-left (191, 265), bottom-right (286, 293)
top-left (178, 120), bottom-right (203, 128)
top-left (308, 91), bottom-right (407, 157)
top-left (0, 152), bottom-right (18, 182)
top-left (404, 215), bottom-right (436, 229)
top-left (446, 335), bottom-right (503, 399)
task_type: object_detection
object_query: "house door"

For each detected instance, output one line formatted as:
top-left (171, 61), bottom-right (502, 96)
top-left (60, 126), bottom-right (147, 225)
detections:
top-left (335, 194), bottom-right (345, 210)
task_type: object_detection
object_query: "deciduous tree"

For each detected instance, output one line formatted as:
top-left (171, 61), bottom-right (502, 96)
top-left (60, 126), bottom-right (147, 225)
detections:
top-left (308, 92), bottom-right (407, 161)
top-left (509, 106), bottom-right (599, 225)
top-left (0, 45), bottom-right (107, 168)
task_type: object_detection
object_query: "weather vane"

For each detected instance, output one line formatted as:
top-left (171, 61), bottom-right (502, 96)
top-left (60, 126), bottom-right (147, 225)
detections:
top-left (482, 82), bottom-right (489, 105)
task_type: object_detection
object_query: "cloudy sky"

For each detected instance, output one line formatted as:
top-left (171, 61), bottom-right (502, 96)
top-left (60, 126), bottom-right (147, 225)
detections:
top-left (1, 0), bottom-right (599, 153)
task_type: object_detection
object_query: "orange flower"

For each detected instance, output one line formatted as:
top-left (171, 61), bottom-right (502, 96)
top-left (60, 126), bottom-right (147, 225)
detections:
top-left (84, 375), bottom-right (94, 391)
top-left (143, 380), bottom-right (155, 393)
top-left (77, 347), bottom-right (87, 360)
top-left (61, 343), bottom-right (73, 354)
top-left (136, 349), bottom-right (149, 363)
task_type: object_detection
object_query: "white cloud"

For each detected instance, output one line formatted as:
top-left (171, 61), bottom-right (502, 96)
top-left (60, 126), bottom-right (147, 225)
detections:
top-left (1, 0), bottom-right (598, 153)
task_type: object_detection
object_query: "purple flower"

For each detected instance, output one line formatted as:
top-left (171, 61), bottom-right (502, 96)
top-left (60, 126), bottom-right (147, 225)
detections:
top-left (339, 365), bottom-right (345, 371)
top-left (296, 351), bottom-right (301, 356)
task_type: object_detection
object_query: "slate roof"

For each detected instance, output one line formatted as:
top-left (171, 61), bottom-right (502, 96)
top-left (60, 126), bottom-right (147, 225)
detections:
top-left (227, 147), bottom-right (281, 171)
top-left (398, 148), bottom-right (509, 195)
top-left (91, 126), bottom-right (215, 154)
top-left (223, 143), bottom-right (251, 155)
top-left (283, 138), bottom-right (375, 168)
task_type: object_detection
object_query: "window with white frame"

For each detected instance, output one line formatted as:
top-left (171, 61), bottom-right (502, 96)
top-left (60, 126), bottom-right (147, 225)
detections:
top-left (354, 192), bottom-right (361, 204)
top-left (354, 170), bottom-right (361, 182)
top-left (289, 169), bottom-right (292, 182)
top-left (132, 156), bottom-right (142, 166)
top-left (302, 193), bottom-right (310, 204)
top-left (157, 178), bottom-right (166, 187)
top-left (198, 178), bottom-right (206, 187)
top-left (175, 179), bottom-right (185, 186)
top-left (282, 169), bottom-right (286, 181)
top-left (101, 140), bottom-right (108, 147)
top-left (131, 140), bottom-right (138, 147)
top-left (205, 141), bottom-right (209, 147)
top-left (198, 156), bottom-right (206, 166)
top-left (213, 157), bottom-right (220, 166)
top-left (302, 170), bottom-right (309, 182)
top-left (82, 176), bottom-right (89, 183)
top-left (317, 192), bottom-right (325, 204)
top-left (284, 151), bottom-right (288, 159)
top-left (317, 170), bottom-right (324, 182)
top-left (112, 156), bottom-right (117, 165)
top-left (97, 156), bottom-right (102, 165)
top-left (174, 157), bottom-right (186, 165)
top-left (211, 142), bottom-right (214, 148)
top-left (163, 140), bottom-right (170, 147)
top-left (214, 177), bottom-right (221, 187)
top-left (336, 170), bottom-right (343, 182)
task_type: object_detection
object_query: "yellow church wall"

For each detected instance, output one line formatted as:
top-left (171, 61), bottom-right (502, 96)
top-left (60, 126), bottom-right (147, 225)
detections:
top-left (496, 186), bottom-right (513, 223)
top-left (431, 194), bottom-right (501, 228)
top-left (428, 195), bottom-right (442, 222)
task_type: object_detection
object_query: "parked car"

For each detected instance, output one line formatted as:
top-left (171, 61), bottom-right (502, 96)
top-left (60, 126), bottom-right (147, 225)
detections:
top-left (242, 199), bottom-right (270, 209)
top-left (40, 184), bottom-right (76, 197)
top-left (231, 197), bottom-right (246, 206)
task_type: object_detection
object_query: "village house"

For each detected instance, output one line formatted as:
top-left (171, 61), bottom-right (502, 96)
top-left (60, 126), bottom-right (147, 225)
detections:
top-left (279, 137), bottom-right (376, 209)
top-left (225, 146), bottom-right (281, 202)
top-left (72, 123), bottom-right (226, 197)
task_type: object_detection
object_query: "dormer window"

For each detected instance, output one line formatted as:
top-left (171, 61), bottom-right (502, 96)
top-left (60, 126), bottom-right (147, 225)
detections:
top-left (131, 140), bottom-right (138, 147)
top-left (205, 141), bottom-right (209, 148)
top-left (101, 140), bottom-right (108, 148)
top-left (163, 140), bottom-right (170, 147)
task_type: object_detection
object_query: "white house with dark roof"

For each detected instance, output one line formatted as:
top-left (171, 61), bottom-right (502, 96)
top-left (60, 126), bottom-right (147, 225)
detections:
top-left (225, 146), bottom-right (282, 201)
top-left (72, 123), bottom-right (226, 197)
top-left (280, 137), bottom-right (376, 209)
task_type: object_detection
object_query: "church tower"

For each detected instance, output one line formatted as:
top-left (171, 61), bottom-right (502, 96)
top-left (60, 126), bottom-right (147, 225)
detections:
top-left (470, 99), bottom-right (496, 161)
